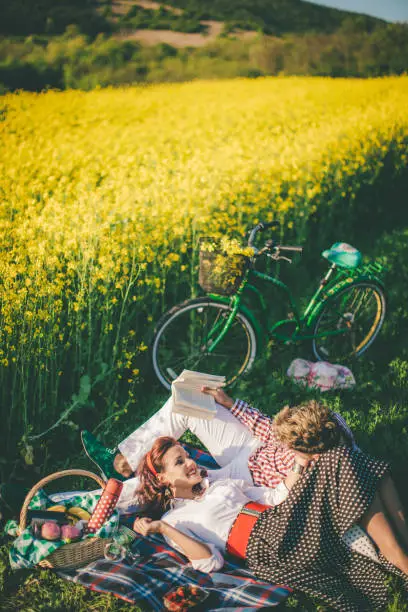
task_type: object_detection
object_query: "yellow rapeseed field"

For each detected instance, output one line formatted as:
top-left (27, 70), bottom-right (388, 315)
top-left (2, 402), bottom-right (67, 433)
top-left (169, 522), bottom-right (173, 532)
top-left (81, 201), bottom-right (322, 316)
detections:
top-left (1, 76), bottom-right (407, 447)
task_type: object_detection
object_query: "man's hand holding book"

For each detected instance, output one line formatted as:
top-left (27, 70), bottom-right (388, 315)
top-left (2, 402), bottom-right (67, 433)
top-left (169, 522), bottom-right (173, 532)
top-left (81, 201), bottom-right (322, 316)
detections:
top-left (200, 386), bottom-right (234, 410)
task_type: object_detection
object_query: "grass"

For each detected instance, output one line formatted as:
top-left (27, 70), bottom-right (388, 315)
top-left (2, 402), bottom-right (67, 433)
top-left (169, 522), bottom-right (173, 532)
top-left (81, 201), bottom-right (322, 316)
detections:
top-left (1, 127), bottom-right (408, 609)
top-left (2, 220), bottom-right (408, 610)
top-left (2, 354), bottom-right (408, 610)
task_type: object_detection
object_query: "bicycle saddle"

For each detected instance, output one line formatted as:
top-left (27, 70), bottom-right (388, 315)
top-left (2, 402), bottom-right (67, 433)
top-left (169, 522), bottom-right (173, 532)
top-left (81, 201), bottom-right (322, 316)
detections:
top-left (322, 242), bottom-right (362, 269)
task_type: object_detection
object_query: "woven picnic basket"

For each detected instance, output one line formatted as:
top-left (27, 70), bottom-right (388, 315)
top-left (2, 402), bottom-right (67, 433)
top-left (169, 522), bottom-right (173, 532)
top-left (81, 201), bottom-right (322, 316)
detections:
top-left (19, 469), bottom-right (113, 570)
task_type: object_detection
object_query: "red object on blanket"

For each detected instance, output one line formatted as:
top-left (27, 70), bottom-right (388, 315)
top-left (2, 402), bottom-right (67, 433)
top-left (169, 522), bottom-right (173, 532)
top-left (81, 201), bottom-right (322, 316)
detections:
top-left (87, 478), bottom-right (123, 533)
top-left (226, 501), bottom-right (269, 560)
top-left (163, 584), bottom-right (208, 610)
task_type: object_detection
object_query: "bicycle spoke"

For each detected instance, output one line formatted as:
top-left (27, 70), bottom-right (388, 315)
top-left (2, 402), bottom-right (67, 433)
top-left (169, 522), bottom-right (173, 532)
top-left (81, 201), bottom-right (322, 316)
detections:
top-left (201, 309), bottom-right (226, 347)
top-left (154, 300), bottom-right (256, 388)
top-left (198, 309), bottom-right (213, 346)
top-left (167, 354), bottom-right (201, 368)
top-left (313, 282), bottom-right (385, 362)
top-left (354, 292), bottom-right (375, 322)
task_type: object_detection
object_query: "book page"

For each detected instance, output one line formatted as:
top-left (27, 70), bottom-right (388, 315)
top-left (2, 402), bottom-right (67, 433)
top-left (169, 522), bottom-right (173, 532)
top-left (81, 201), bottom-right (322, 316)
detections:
top-left (171, 370), bottom-right (225, 420)
top-left (175, 369), bottom-right (225, 387)
top-left (176, 369), bottom-right (225, 380)
top-left (173, 383), bottom-right (216, 412)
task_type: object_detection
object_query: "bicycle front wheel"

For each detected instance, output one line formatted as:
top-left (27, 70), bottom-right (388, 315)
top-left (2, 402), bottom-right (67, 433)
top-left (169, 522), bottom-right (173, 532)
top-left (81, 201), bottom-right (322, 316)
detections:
top-left (152, 297), bottom-right (257, 390)
top-left (312, 281), bottom-right (386, 362)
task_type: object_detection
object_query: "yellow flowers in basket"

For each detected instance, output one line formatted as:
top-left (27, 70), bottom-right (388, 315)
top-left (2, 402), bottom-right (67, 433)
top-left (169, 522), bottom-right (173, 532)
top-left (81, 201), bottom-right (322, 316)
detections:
top-left (199, 238), bottom-right (254, 296)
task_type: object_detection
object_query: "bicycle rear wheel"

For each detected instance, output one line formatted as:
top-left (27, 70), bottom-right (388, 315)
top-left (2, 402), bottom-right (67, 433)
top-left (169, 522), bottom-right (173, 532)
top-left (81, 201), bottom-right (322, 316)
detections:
top-left (312, 281), bottom-right (386, 362)
top-left (151, 297), bottom-right (257, 390)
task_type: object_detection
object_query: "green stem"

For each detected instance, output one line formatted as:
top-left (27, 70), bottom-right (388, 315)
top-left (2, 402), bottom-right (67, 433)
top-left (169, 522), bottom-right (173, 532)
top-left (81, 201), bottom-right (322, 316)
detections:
top-left (111, 250), bottom-right (140, 369)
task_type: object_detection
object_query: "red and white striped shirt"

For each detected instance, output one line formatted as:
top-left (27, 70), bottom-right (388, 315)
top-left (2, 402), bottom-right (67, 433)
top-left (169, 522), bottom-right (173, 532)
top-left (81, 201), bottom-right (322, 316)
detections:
top-left (230, 399), bottom-right (358, 489)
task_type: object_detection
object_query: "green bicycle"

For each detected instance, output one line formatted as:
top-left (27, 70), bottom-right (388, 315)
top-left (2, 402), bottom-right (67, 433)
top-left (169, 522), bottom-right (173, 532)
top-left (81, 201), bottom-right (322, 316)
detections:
top-left (152, 222), bottom-right (386, 390)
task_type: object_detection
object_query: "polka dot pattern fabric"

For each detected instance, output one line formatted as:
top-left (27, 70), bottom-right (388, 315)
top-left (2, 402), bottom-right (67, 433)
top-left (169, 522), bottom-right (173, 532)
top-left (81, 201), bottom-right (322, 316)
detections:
top-left (246, 447), bottom-right (405, 611)
top-left (343, 525), bottom-right (379, 563)
top-left (87, 488), bottom-right (121, 533)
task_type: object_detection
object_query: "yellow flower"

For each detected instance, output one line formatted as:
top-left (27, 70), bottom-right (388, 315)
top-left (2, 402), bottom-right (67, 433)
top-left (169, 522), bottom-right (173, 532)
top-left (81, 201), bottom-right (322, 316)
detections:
top-left (1, 76), bottom-right (407, 439)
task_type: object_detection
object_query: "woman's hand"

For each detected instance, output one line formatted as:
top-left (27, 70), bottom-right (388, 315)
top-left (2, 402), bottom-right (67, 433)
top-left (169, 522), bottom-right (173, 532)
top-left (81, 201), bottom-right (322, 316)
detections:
top-left (201, 386), bottom-right (234, 409)
top-left (284, 450), bottom-right (320, 491)
top-left (133, 516), bottom-right (163, 536)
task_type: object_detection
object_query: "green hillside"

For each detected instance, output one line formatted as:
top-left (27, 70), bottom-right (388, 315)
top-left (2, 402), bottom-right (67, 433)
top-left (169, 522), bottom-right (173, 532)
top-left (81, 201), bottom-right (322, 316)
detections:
top-left (0, 0), bottom-right (406, 91)
top-left (0, 0), bottom-right (385, 37)
top-left (161, 0), bottom-right (384, 34)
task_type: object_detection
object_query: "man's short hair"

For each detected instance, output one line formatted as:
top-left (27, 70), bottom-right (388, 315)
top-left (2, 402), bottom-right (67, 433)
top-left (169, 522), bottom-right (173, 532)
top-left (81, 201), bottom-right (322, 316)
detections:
top-left (274, 400), bottom-right (342, 453)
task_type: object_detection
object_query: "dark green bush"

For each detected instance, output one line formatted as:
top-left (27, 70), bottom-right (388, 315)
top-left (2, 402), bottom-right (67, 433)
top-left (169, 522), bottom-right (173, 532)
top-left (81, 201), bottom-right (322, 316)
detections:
top-left (0, 59), bottom-right (62, 90)
top-left (119, 5), bottom-right (206, 34)
top-left (0, 0), bottom-right (112, 37)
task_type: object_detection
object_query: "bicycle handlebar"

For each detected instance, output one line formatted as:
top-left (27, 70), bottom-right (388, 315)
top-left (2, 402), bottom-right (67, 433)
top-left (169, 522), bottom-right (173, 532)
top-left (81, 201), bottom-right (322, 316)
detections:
top-left (248, 221), bottom-right (280, 247)
top-left (278, 245), bottom-right (303, 253)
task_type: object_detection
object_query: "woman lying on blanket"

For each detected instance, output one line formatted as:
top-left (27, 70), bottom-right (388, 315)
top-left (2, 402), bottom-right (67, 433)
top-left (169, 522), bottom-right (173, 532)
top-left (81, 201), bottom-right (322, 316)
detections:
top-left (131, 403), bottom-right (408, 612)
top-left (82, 389), bottom-right (357, 495)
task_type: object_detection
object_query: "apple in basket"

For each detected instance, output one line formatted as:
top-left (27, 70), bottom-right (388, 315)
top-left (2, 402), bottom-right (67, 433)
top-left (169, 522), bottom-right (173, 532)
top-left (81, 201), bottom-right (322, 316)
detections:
top-left (60, 524), bottom-right (82, 543)
top-left (41, 522), bottom-right (61, 541)
top-left (163, 584), bottom-right (208, 610)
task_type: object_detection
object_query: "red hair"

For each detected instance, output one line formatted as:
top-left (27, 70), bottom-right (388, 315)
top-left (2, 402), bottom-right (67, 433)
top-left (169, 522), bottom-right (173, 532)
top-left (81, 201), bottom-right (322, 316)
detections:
top-left (135, 436), bottom-right (180, 518)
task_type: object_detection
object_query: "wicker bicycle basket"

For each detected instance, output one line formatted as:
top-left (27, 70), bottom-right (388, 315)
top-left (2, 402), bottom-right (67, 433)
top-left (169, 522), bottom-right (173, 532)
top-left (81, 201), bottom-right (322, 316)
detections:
top-left (199, 245), bottom-right (249, 296)
top-left (19, 469), bottom-right (112, 570)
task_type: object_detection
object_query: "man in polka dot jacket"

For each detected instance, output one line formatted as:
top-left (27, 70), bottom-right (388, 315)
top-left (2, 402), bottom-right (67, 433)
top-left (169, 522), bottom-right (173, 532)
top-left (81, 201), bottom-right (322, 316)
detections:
top-left (130, 403), bottom-right (408, 611)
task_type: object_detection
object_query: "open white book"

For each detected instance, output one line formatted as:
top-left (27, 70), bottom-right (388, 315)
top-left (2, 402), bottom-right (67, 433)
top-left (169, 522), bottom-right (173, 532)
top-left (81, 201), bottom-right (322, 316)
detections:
top-left (171, 370), bottom-right (226, 420)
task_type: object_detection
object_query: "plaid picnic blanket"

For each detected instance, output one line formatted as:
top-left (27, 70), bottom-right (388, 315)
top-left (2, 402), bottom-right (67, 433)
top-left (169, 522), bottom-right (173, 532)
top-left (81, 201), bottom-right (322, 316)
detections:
top-left (59, 531), bottom-right (291, 610)
top-left (58, 444), bottom-right (292, 610)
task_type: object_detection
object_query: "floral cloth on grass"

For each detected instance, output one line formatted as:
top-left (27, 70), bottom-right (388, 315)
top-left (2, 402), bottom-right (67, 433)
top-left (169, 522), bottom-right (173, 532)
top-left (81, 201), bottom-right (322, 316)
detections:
top-left (5, 490), bottom-right (119, 570)
top-left (287, 358), bottom-right (355, 391)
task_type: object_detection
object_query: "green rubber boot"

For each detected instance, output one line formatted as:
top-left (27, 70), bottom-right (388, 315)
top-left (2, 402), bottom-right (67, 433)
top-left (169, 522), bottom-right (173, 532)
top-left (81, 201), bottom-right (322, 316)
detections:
top-left (80, 430), bottom-right (126, 482)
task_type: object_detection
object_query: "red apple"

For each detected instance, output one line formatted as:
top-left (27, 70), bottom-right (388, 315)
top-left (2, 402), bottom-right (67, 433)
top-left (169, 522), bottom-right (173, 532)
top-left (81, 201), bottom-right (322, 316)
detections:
top-left (60, 525), bottom-right (82, 543)
top-left (41, 522), bottom-right (61, 541)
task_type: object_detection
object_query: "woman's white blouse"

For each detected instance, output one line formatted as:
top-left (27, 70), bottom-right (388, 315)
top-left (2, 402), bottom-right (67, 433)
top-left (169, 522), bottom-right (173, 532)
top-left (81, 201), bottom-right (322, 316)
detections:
top-left (161, 471), bottom-right (289, 572)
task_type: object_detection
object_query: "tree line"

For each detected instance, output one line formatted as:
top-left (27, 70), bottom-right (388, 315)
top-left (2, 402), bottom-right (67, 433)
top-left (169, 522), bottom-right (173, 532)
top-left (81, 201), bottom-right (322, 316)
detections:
top-left (0, 22), bottom-right (407, 92)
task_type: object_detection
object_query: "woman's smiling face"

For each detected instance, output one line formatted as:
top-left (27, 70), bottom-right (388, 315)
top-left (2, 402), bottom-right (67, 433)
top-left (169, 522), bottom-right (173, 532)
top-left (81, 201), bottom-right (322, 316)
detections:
top-left (159, 444), bottom-right (203, 491)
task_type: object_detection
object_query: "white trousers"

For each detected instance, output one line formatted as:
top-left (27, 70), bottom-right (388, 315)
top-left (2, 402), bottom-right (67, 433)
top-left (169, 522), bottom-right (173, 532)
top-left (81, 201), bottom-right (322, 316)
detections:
top-left (117, 396), bottom-right (261, 509)
top-left (51, 397), bottom-right (258, 510)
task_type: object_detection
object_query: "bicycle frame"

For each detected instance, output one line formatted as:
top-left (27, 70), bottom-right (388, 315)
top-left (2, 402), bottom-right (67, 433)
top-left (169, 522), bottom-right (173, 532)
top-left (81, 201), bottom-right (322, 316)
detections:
top-left (205, 262), bottom-right (359, 352)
